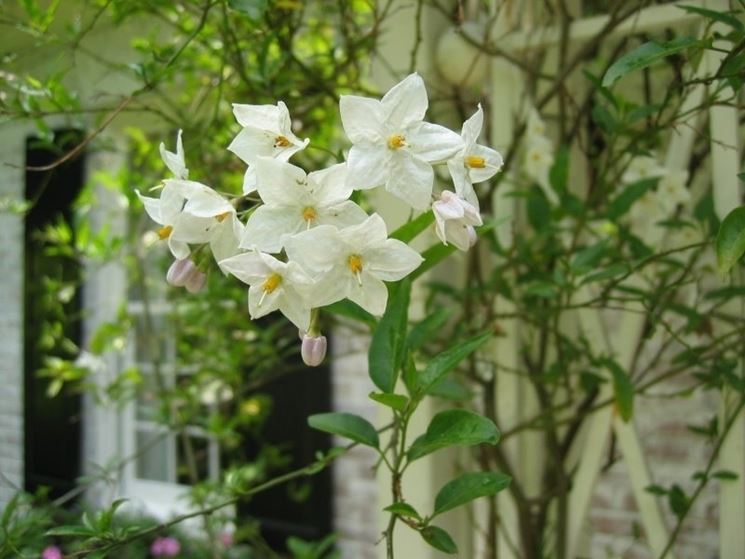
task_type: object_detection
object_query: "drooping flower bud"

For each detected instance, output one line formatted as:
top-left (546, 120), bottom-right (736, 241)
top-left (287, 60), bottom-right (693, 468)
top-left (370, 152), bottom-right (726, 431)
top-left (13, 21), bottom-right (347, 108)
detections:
top-left (301, 334), bottom-right (327, 367)
top-left (42, 546), bottom-right (63, 559)
top-left (166, 258), bottom-right (197, 287)
top-left (184, 269), bottom-right (207, 293)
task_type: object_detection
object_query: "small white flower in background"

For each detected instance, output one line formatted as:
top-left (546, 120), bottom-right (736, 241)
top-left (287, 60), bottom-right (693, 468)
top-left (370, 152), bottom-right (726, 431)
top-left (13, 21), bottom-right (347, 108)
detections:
top-left (526, 108), bottom-right (547, 139)
top-left (523, 136), bottom-right (558, 204)
top-left (301, 333), bottom-right (327, 367)
top-left (136, 182), bottom-right (192, 260)
top-left (628, 188), bottom-right (668, 245)
top-left (285, 213), bottom-right (423, 316)
top-left (199, 379), bottom-right (234, 406)
top-left (447, 104), bottom-right (503, 209)
top-left (160, 129), bottom-right (188, 180)
top-left (622, 155), bottom-right (665, 184)
top-left (219, 251), bottom-right (314, 331)
top-left (240, 157), bottom-right (367, 253)
top-left (432, 190), bottom-right (483, 251)
top-left (657, 169), bottom-right (690, 212)
top-left (340, 73), bottom-right (464, 210)
top-left (228, 101), bottom-right (310, 194)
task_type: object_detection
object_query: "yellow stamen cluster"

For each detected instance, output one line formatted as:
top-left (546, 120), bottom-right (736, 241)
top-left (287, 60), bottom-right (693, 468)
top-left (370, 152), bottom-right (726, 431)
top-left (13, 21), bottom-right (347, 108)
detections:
top-left (262, 273), bottom-right (282, 294)
top-left (302, 206), bottom-right (317, 223)
top-left (215, 211), bottom-right (231, 222)
top-left (465, 155), bottom-right (486, 169)
top-left (387, 134), bottom-right (406, 150)
top-left (347, 254), bottom-right (363, 285)
top-left (157, 225), bottom-right (173, 240)
top-left (274, 135), bottom-right (291, 148)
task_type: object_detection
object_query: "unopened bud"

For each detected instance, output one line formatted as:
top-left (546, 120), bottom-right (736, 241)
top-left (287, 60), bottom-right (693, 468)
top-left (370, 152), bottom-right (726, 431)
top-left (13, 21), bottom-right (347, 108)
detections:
top-left (301, 334), bottom-right (327, 367)
top-left (466, 225), bottom-right (478, 248)
top-left (166, 258), bottom-right (196, 287)
top-left (184, 269), bottom-right (207, 293)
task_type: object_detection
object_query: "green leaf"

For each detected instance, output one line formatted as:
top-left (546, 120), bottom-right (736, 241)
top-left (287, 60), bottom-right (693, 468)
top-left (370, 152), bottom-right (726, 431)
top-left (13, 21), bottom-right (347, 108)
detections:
top-left (227, 0), bottom-right (268, 19)
top-left (384, 502), bottom-right (422, 521)
top-left (390, 211), bottom-right (434, 243)
top-left (420, 526), bottom-right (458, 554)
top-left (603, 37), bottom-right (700, 86)
top-left (668, 484), bottom-right (689, 519)
top-left (408, 409), bottom-right (500, 461)
top-left (739, 172), bottom-right (745, 182)
top-left (308, 412), bottom-right (379, 448)
top-left (678, 5), bottom-right (744, 32)
top-left (549, 146), bottom-right (570, 194)
top-left (716, 206), bottom-right (745, 275)
top-left (369, 392), bottom-right (408, 413)
top-left (417, 332), bottom-right (491, 393)
top-left (432, 472), bottom-right (511, 518)
top-left (407, 308), bottom-right (452, 351)
top-left (325, 300), bottom-right (376, 327)
top-left (369, 280), bottom-right (410, 393)
top-left (704, 285), bottom-right (745, 300)
top-left (606, 177), bottom-right (658, 220)
top-left (581, 263), bottom-right (630, 285)
top-left (571, 240), bottom-right (608, 274)
top-left (426, 376), bottom-right (473, 401)
top-left (603, 358), bottom-right (634, 422)
top-left (46, 525), bottom-right (98, 537)
top-left (712, 469), bottom-right (739, 481)
top-left (410, 242), bottom-right (457, 280)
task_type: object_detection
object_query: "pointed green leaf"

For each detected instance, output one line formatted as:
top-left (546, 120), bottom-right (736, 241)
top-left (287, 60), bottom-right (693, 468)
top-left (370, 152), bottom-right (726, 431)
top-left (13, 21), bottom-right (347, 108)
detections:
top-left (369, 280), bottom-right (411, 392)
top-left (420, 526), bottom-right (458, 554)
top-left (716, 206), bottom-right (745, 275)
top-left (433, 472), bottom-right (511, 518)
top-left (390, 211), bottom-right (434, 243)
top-left (308, 412), bottom-right (379, 448)
top-left (678, 5), bottom-right (744, 32)
top-left (408, 410), bottom-right (499, 461)
top-left (418, 332), bottom-right (491, 393)
top-left (46, 525), bottom-right (98, 537)
top-left (384, 502), bottom-right (422, 521)
top-left (603, 37), bottom-right (700, 87)
top-left (426, 376), bottom-right (472, 401)
top-left (407, 307), bottom-right (452, 351)
top-left (603, 358), bottom-right (634, 422)
top-left (369, 392), bottom-right (408, 413)
top-left (571, 240), bottom-right (608, 274)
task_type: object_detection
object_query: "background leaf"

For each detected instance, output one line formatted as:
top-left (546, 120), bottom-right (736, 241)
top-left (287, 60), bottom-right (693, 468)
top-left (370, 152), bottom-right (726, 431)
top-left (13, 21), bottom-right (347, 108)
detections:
top-left (408, 409), bottom-right (500, 461)
top-left (432, 472), bottom-right (511, 518)
top-left (420, 526), bottom-right (458, 554)
top-left (369, 280), bottom-right (410, 392)
top-left (308, 412), bottom-right (379, 448)
top-left (716, 206), bottom-right (745, 275)
top-left (603, 37), bottom-right (699, 86)
top-left (417, 332), bottom-right (491, 394)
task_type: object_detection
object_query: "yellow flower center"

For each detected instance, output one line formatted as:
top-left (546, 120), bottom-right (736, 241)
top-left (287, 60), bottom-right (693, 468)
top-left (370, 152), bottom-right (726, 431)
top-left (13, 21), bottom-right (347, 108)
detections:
top-left (157, 225), bottom-right (173, 240)
top-left (465, 155), bottom-right (486, 168)
top-left (347, 254), bottom-right (363, 274)
top-left (302, 206), bottom-right (317, 223)
top-left (215, 211), bottom-right (231, 222)
top-left (241, 399), bottom-right (262, 416)
top-left (387, 134), bottom-right (406, 150)
top-left (274, 135), bottom-right (291, 148)
top-left (261, 273), bottom-right (282, 294)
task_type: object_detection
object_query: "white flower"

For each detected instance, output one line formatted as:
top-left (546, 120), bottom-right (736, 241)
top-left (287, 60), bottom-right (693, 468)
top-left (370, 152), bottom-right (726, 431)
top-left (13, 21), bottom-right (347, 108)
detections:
top-left (219, 251), bottom-right (313, 331)
top-left (160, 129), bottom-right (188, 180)
top-left (240, 158), bottom-right (367, 253)
top-left (227, 101), bottom-right (310, 194)
top-left (622, 156), bottom-right (665, 184)
top-left (447, 104), bottom-right (503, 208)
top-left (657, 169), bottom-right (690, 212)
top-left (340, 73), bottom-right (464, 210)
top-left (432, 190), bottom-right (483, 251)
top-left (136, 182), bottom-right (193, 260)
top-left (526, 108), bottom-right (547, 139)
top-left (284, 213), bottom-right (423, 316)
top-left (524, 136), bottom-right (558, 204)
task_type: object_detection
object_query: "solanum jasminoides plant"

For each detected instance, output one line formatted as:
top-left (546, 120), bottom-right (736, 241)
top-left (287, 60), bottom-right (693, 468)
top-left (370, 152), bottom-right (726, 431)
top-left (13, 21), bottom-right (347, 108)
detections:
top-left (135, 72), bottom-right (510, 555)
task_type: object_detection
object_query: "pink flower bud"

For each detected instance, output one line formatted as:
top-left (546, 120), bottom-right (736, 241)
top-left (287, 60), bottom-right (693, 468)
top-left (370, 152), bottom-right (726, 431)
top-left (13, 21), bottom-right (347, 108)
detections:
top-left (184, 269), bottom-right (207, 293)
top-left (150, 536), bottom-right (181, 557)
top-left (166, 259), bottom-right (196, 287)
top-left (301, 334), bottom-right (327, 367)
top-left (42, 546), bottom-right (63, 559)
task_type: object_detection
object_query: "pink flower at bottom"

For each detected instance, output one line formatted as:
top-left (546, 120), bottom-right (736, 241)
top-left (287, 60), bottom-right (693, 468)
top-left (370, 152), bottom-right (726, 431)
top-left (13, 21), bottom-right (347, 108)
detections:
top-left (151, 536), bottom-right (181, 557)
top-left (219, 531), bottom-right (234, 547)
top-left (41, 545), bottom-right (63, 559)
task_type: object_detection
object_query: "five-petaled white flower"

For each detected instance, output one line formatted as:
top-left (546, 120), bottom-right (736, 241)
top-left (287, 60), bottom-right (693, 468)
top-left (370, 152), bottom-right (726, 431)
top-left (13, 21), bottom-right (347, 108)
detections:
top-left (432, 190), bottom-right (483, 251)
top-left (340, 73), bottom-right (464, 210)
top-left (284, 213), bottom-right (423, 316)
top-left (240, 157), bottom-right (366, 253)
top-left (160, 129), bottom-right (188, 180)
top-left (447, 104), bottom-right (503, 209)
top-left (622, 155), bottom-right (665, 184)
top-left (657, 169), bottom-right (690, 212)
top-left (228, 101), bottom-right (310, 194)
top-left (219, 251), bottom-right (313, 331)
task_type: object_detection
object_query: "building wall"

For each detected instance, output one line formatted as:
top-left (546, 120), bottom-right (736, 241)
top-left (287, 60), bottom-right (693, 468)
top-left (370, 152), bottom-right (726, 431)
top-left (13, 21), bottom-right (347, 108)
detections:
top-left (0, 130), bottom-right (26, 507)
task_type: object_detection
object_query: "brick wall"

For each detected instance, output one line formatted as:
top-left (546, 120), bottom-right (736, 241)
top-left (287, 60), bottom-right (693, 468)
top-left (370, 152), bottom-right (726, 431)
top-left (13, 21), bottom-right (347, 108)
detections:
top-left (0, 132), bottom-right (25, 507)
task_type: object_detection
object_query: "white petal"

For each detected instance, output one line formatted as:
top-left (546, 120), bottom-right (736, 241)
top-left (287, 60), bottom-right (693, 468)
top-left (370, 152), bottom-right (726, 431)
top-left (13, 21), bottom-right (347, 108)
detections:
top-left (210, 218), bottom-right (243, 271)
top-left (308, 163), bottom-right (351, 203)
top-left (136, 190), bottom-right (164, 224)
top-left (273, 137), bottom-right (310, 161)
top-left (300, 269), bottom-right (348, 308)
top-left (170, 214), bottom-right (217, 243)
top-left (381, 73), bottom-right (428, 130)
top-left (232, 103), bottom-right (280, 129)
top-left (385, 152), bottom-right (434, 210)
top-left (248, 283), bottom-right (282, 319)
top-left (242, 205), bottom-right (304, 253)
top-left (461, 105), bottom-right (483, 147)
top-left (285, 225), bottom-right (344, 273)
top-left (159, 129), bottom-right (188, 179)
top-left (278, 287), bottom-right (312, 331)
top-left (219, 251), bottom-right (269, 285)
top-left (242, 166), bottom-right (257, 195)
top-left (168, 238), bottom-right (190, 260)
top-left (317, 201), bottom-right (368, 229)
top-left (254, 157), bottom-right (308, 206)
top-left (467, 144), bottom-right (504, 184)
top-left (228, 127), bottom-right (275, 164)
top-left (444, 221), bottom-right (475, 251)
top-left (339, 96), bottom-right (386, 143)
top-left (406, 122), bottom-right (464, 163)
top-left (340, 213), bottom-right (388, 253)
top-left (184, 192), bottom-right (234, 218)
top-left (346, 145), bottom-right (389, 190)
top-left (347, 273), bottom-right (388, 316)
top-left (447, 159), bottom-right (478, 207)
top-left (433, 194), bottom-right (465, 220)
top-left (364, 239), bottom-right (423, 281)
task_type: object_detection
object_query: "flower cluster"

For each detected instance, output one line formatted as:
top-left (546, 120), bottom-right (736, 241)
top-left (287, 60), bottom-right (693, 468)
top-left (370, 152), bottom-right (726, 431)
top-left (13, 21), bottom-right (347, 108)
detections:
top-left (138, 74), bottom-right (502, 365)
